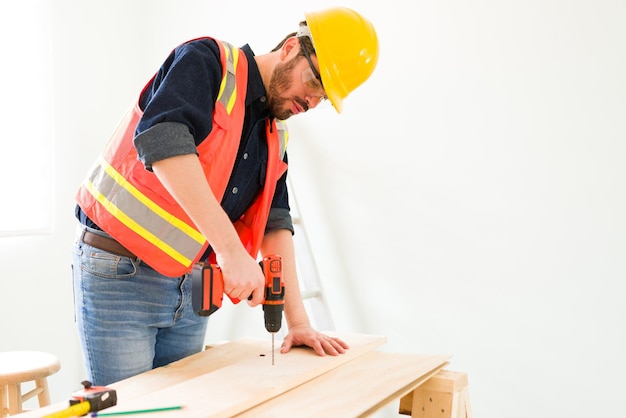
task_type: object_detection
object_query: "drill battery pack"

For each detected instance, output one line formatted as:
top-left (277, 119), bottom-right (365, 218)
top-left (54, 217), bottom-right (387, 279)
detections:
top-left (191, 263), bottom-right (224, 316)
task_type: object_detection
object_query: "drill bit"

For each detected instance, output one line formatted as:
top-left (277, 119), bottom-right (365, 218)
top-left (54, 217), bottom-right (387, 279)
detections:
top-left (271, 333), bottom-right (275, 365)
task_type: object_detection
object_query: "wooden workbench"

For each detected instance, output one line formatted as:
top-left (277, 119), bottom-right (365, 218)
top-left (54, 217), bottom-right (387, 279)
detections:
top-left (22, 333), bottom-right (470, 417)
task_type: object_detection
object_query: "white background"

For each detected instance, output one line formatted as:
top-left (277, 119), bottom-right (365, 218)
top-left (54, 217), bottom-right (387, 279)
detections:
top-left (1, 1), bottom-right (624, 417)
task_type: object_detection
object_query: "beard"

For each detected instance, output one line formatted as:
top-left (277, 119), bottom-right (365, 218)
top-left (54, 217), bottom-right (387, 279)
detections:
top-left (267, 57), bottom-right (308, 120)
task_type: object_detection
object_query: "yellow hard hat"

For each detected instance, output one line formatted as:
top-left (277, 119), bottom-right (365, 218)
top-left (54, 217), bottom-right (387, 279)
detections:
top-left (304, 7), bottom-right (379, 113)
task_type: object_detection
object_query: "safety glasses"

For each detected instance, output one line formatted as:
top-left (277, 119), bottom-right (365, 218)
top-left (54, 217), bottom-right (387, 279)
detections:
top-left (299, 38), bottom-right (328, 104)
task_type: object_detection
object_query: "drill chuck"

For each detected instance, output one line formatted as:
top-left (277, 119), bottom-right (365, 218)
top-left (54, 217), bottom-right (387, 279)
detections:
top-left (263, 304), bottom-right (283, 333)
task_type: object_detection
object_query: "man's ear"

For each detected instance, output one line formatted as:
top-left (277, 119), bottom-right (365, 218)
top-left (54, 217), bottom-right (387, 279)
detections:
top-left (280, 36), bottom-right (299, 61)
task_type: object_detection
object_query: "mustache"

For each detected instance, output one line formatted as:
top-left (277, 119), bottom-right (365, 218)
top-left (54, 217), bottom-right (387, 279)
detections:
top-left (296, 97), bottom-right (309, 112)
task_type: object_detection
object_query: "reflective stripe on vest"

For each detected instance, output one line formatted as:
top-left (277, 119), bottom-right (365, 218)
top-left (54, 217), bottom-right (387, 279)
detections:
top-left (84, 155), bottom-right (206, 267)
top-left (217, 41), bottom-right (239, 114)
top-left (276, 119), bottom-right (289, 160)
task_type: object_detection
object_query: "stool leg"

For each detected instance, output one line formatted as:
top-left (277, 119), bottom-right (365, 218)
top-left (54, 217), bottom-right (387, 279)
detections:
top-left (1, 384), bottom-right (8, 417)
top-left (35, 377), bottom-right (51, 407)
top-left (6, 382), bottom-right (22, 415)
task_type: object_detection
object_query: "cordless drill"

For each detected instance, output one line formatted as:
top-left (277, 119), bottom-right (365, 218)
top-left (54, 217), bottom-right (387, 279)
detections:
top-left (192, 255), bottom-right (285, 363)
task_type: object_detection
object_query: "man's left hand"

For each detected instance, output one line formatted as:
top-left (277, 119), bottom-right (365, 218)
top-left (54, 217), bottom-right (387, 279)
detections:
top-left (280, 326), bottom-right (349, 356)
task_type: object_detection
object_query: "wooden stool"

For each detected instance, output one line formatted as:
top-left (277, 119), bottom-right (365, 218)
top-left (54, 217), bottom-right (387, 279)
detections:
top-left (0, 351), bottom-right (60, 416)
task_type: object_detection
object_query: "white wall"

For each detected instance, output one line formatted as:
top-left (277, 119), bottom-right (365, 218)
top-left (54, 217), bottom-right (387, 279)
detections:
top-left (1, 1), bottom-right (624, 417)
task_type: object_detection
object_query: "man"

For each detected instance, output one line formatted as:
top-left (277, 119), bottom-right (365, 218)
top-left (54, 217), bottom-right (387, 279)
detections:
top-left (72, 7), bottom-right (379, 386)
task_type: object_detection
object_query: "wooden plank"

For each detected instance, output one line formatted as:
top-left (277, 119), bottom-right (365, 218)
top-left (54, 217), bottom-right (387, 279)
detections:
top-left (235, 352), bottom-right (450, 418)
top-left (17, 343), bottom-right (263, 418)
top-left (419, 370), bottom-right (469, 393)
top-left (96, 333), bottom-right (386, 418)
top-left (108, 338), bottom-right (272, 399)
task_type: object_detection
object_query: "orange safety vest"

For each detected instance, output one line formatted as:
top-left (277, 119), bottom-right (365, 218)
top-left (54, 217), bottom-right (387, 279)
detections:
top-left (76, 39), bottom-right (289, 277)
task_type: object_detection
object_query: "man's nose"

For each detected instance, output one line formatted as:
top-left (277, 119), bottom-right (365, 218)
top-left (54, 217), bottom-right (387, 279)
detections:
top-left (306, 94), bottom-right (323, 109)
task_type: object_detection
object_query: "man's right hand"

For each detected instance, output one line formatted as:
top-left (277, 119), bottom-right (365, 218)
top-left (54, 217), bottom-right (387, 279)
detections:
top-left (217, 251), bottom-right (265, 306)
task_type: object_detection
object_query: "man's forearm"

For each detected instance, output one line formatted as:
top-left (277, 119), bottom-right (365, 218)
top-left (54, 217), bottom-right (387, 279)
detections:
top-left (151, 153), bottom-right (246, 258)
top-left (152, 153), bottom-right (269, 303)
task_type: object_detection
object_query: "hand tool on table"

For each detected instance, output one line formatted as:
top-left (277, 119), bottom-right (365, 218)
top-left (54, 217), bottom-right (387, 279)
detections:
top-left (192, 254), bottom-right (285, 365)
top-left (42, 381), bottom-right (117, 418)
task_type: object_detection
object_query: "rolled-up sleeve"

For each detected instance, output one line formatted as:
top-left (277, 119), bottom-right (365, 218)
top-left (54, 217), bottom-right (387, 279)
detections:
top-left (133, 39), bottom-right (222, 171)
top-left (134, 121), bottom-right (197, 171)
top-left (265, 207), bottom-right (294, 235)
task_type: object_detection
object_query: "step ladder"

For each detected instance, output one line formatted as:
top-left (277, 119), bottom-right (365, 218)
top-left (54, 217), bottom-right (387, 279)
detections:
top-left (287, 176), bottom-right (335, 332)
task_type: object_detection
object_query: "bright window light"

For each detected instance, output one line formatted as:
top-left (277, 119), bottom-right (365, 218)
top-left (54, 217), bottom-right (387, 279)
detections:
top-left (0, 0), bottom-right (54, 236)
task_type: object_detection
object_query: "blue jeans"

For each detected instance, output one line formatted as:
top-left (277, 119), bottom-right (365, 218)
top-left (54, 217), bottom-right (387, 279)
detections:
top-left (72, 227), bottom-right (208, 386)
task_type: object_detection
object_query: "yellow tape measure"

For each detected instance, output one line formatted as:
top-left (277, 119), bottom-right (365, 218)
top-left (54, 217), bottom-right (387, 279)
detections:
top-left (42, 401), bottom-right (91, 418)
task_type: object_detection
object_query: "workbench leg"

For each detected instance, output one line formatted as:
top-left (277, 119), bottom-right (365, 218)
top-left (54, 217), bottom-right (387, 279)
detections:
top-left (399, 370), bottom-right (471, 418)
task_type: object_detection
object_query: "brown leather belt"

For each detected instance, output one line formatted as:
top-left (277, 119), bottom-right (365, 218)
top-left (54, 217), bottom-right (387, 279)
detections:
top-left (81, 230), bottom-right (136, 259)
